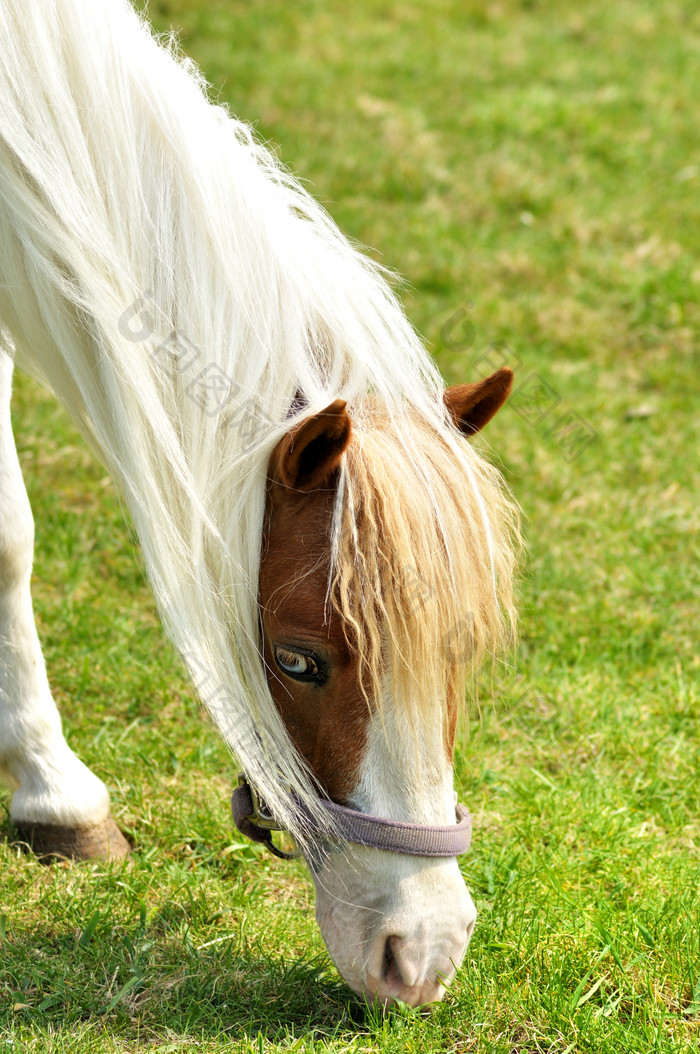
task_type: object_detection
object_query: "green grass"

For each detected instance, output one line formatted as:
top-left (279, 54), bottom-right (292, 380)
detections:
top-left (1, 0), bottom-right (699, 1050)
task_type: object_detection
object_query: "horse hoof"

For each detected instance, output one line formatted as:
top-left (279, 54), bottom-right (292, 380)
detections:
top-left (13, 815), bottom-right (131, 862)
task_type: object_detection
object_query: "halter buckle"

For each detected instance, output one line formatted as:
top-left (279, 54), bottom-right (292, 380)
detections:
top-left (238, 774), bottom-right (284, 832)
top-left (234, 774), bottom-right (301, 860)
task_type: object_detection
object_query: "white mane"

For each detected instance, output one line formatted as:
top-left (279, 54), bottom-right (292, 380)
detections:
top-left (0, 0), bottom-right (513, 840)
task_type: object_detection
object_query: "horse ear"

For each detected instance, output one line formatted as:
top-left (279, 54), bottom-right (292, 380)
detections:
top-left (270, 399), bottom-right (352, 491)
top-left (443, 367), bottom-right (514, 436)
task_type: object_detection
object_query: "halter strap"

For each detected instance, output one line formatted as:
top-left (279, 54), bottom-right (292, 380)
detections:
top-left (231, 775), bottom-right (472, 859)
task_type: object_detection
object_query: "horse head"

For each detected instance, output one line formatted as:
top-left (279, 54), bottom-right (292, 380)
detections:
top-left (258, 366), bottom-right (516, 1006)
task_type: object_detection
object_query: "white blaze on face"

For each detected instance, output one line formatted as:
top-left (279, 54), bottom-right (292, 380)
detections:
top-left (311, 687), bottom-right (476, 1007)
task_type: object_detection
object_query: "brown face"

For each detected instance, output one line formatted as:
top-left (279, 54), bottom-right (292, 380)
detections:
top-left (260, 369), bottom-right (513, 806)
top-left (259, 479), bottom-right (369, 802)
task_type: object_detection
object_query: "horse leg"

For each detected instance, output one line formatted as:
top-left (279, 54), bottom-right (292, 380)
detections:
top-left (0, 351), bottom-right (129, 861)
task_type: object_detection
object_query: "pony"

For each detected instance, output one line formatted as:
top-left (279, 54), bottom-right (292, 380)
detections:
top-left (0, 0), bottom-right (519, 1007)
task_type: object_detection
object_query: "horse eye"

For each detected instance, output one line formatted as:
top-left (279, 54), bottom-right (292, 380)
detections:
top-left (273, 646), bottom-right (323, 682)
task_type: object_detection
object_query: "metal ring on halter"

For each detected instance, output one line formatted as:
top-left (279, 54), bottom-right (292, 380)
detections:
top-left (231, 774), bottom-right (301, 860)
top-left (231, 773), bottom-right (472, 860)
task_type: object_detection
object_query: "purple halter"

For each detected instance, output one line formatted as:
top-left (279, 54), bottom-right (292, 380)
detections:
top-left (232, 775), bottom-right (472, 860)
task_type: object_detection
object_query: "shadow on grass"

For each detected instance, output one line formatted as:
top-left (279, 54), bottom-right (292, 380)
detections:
top-left (0, 926), bottom-right (367, 1043)
top-left (0, 817), bottom-right (378, 1044)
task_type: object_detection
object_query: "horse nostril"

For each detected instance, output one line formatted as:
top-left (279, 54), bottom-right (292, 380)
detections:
top-left (381, 936), bottom-right (418, 991)
top-left (382, 936), bottom-right (400, 989)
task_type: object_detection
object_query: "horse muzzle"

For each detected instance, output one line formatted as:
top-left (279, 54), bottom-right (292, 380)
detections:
top-left (312, 846), bottom-right (476, 1007)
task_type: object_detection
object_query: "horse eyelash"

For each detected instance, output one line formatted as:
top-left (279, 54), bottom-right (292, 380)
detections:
top-left (273, 645), bottom-right (329, 685)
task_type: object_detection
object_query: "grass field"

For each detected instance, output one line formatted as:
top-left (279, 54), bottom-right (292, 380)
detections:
top-left (1, 0), bottom-right (699, 1050)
